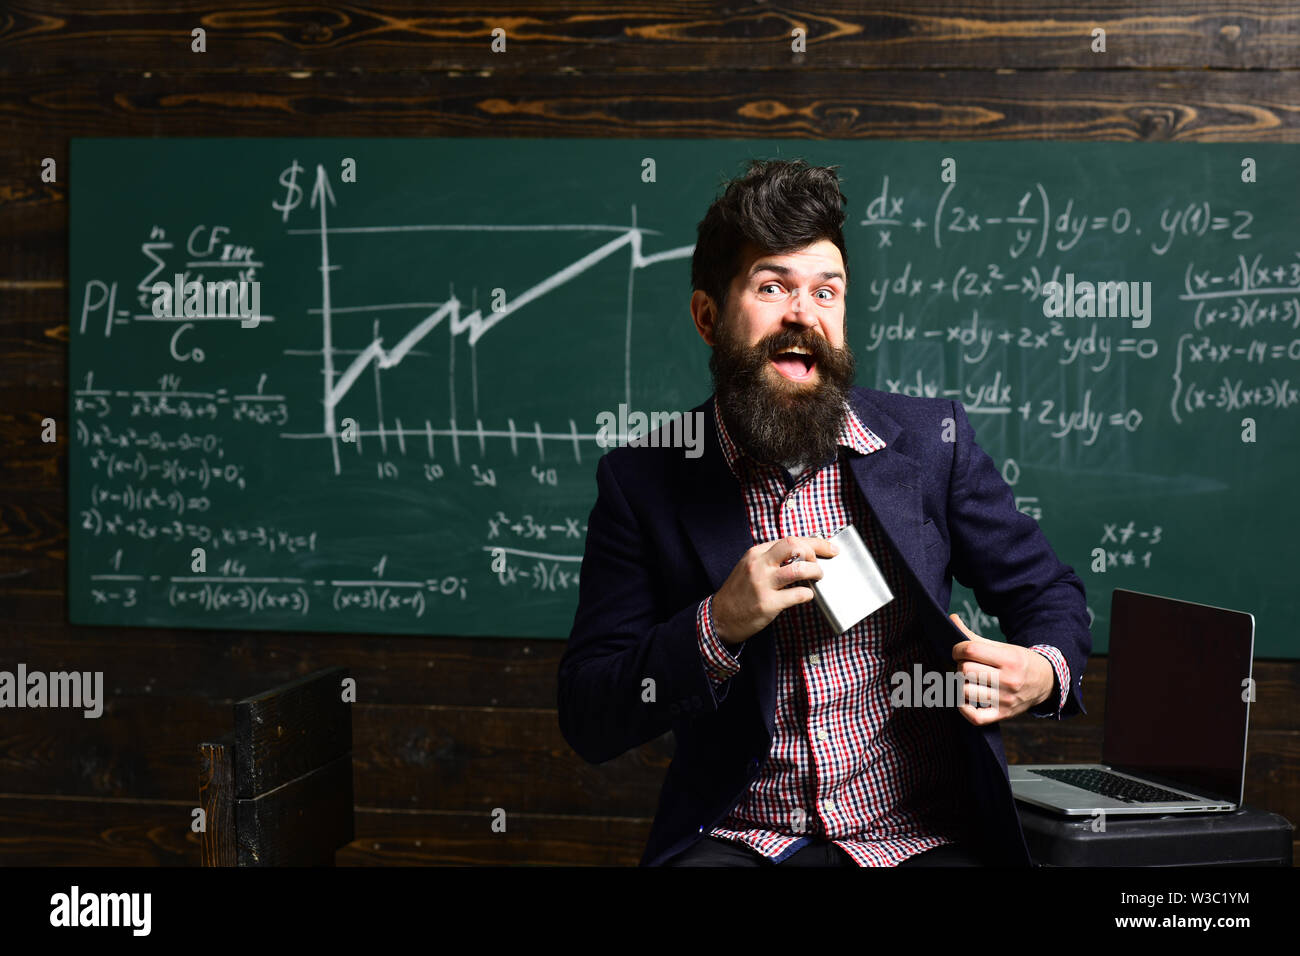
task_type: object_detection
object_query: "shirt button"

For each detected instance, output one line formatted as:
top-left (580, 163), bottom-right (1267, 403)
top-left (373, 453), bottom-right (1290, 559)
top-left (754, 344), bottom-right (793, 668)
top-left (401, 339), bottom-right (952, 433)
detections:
top-left (816, 729), bottom-right (829, 742)
top-left (809, 653), bottom-right (820, 665)
top-left (824, 799), bottom-right (835, 811)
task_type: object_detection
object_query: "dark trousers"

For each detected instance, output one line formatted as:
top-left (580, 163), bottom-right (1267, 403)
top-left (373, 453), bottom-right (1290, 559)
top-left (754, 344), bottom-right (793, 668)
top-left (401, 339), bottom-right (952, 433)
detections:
top-left (664, 836), bottom-right (986, 867)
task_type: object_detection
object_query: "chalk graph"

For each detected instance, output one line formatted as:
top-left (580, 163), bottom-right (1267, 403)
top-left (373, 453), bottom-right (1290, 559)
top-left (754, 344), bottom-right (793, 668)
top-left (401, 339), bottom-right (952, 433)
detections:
top-left (276, 162), bottom-right (697, 475)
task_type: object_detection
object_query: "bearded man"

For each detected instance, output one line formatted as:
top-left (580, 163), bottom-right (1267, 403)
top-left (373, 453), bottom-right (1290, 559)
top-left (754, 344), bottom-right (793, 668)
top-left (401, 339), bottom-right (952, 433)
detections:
top-left (558, 158), bottom-right (1090, 867)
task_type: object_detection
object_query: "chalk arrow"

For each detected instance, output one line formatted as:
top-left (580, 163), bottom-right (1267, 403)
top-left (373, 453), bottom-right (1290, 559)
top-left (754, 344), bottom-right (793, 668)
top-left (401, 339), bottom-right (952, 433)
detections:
top-left (311, 164), bottom-right (336, 209)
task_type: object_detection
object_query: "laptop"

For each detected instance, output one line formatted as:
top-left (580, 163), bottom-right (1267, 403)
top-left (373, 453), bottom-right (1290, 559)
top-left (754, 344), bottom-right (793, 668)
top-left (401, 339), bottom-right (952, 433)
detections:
top-left (1009, 588), bottom-right (1253, 815)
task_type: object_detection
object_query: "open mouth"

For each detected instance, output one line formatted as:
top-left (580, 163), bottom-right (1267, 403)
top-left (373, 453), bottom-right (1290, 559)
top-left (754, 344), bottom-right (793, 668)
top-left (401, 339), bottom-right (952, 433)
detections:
top-left (770, 346), bottom-right (816, 382)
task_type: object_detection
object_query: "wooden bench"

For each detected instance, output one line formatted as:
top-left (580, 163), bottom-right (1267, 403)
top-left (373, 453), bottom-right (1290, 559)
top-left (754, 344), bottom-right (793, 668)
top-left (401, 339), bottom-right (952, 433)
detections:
top-left (198, 666), bottom-right (354, 866)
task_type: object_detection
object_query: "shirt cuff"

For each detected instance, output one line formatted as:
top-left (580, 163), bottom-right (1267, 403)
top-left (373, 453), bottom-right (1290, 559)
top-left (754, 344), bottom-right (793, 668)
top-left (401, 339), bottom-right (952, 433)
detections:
top-left (1027, 644), bottom-right (1069, 719)
top-left (697, 595), bottom-right (743, 687)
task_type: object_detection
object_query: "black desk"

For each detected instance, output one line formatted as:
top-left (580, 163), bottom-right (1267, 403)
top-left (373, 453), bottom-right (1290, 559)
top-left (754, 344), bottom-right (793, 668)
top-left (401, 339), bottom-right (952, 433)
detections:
top-left (1016, 801), bottom-right (1294, 866)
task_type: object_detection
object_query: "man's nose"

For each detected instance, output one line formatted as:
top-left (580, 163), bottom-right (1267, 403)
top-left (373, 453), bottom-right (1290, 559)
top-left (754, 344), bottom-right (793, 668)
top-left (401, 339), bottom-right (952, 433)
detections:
top-left (785, 290), bottom-right (817, 327)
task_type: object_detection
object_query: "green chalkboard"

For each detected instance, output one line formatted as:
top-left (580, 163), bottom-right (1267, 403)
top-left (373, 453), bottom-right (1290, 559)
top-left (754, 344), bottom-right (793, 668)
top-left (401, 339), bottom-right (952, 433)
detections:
top-left (69, 138), bottom-right (1299, 656)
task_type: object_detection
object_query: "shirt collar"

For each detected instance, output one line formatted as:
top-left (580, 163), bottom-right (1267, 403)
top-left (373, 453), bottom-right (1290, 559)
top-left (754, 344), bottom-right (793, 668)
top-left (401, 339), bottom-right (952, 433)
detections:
top-left (711, 395), bottom-right (886, 481)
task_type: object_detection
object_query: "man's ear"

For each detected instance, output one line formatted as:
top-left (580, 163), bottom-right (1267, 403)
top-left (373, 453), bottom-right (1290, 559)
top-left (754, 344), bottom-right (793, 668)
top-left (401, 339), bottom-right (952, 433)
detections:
top-left (691, 289), bottom-right (719, 346)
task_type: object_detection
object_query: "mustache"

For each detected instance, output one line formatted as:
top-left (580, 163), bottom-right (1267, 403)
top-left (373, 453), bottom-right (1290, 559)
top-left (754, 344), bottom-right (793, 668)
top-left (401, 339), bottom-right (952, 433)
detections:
top-left (747, 328), bottom-right (842, 365)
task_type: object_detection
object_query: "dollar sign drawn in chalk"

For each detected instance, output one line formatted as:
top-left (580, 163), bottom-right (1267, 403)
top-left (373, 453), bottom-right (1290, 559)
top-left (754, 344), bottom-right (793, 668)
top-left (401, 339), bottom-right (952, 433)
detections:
top-left (272, 159), bottom-right (304, 221)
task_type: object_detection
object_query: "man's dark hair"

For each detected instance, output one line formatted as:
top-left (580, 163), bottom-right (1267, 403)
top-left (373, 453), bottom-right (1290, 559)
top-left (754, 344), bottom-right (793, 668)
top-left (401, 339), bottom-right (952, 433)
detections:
top-left (690, 158), bottom-right (850, 316)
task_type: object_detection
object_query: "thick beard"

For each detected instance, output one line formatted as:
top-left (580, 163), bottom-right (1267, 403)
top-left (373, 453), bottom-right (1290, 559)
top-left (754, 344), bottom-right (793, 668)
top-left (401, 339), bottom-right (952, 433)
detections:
top-left (709, 315), bottom-right (857, 470)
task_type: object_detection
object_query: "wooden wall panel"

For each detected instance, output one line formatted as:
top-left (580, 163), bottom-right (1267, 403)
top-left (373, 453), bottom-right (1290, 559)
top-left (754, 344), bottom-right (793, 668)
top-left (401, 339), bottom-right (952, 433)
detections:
top-left (3, 3), bottom-right (1299, 72)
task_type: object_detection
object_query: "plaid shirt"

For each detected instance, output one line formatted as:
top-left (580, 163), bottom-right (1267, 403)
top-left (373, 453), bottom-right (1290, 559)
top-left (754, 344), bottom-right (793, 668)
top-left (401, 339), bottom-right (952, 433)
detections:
top-left (696, 400), bottom-right (1070, 865)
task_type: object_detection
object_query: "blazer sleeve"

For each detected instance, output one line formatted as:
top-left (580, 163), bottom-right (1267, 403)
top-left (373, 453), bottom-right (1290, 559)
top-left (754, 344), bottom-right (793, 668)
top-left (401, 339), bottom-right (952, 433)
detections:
top-left (557, 452), bottom-right (722, 764)
top-left (946, 400), bottom-right (1093, 717)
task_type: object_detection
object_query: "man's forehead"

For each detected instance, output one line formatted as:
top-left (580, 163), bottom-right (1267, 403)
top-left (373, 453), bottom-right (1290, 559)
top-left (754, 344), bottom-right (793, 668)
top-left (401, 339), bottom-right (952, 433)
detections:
top-left (736, 240), bottom-right (845, 280)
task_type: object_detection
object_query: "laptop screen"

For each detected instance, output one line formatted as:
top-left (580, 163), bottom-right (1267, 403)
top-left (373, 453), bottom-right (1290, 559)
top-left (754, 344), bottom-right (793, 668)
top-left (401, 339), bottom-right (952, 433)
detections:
top-left (1102, 589), bottom-right (1254, 804)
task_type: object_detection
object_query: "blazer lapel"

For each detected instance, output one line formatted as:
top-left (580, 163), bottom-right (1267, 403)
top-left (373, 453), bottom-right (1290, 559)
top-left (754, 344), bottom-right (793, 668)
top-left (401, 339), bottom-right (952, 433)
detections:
top-left (678, 397), bottom-right (780, 733)
top-left (844, 390), bottom-right (960, 663)
top-left (678, 396), bottom-right (754, 594)
top-left (841, 394), bottom-right (929, 598)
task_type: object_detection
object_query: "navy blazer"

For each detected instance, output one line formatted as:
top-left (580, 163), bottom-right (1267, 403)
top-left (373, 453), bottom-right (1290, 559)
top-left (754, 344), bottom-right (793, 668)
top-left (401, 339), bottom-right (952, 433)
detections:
top-left (558, 386), bottom-right (1092, 866)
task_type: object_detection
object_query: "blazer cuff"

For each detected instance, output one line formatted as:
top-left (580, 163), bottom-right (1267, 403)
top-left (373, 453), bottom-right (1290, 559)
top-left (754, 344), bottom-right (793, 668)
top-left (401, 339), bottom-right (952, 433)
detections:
top-left (1027, 644), bottom-right (1069, 719)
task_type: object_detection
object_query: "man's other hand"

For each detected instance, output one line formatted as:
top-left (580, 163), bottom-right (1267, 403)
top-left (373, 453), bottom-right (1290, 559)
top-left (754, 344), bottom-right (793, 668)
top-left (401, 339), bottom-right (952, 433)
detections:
top-left (949, 613), bottom-right (1054, 725)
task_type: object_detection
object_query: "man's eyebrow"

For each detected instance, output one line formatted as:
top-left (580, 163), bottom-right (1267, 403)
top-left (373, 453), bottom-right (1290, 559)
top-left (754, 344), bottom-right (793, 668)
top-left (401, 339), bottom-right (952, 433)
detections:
top-left (750, 263), bottom-right (845, 283)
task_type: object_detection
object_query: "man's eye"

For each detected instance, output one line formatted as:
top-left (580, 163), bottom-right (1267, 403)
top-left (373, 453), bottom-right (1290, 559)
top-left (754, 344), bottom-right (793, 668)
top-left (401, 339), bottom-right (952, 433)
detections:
top-left (815, 289), bottom-right (834, 301)
top-left (759, 283), bottom-right (781, 295)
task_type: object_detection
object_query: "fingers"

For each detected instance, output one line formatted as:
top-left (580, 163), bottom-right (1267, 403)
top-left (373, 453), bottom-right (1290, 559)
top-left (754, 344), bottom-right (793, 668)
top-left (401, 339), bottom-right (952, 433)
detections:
top-left (770, 536), bottom-right (836, 591)
top-left (949, 613), bottom-right (982, 640)
top-left (777, 555), bottom-right (824, 590)
top-left (773, 583), bottom-right (817, 613)
top-left (807, 535), bottom-right (840, 559)
top-left (950, 614), bottom-right (1007, 668)
top-left (766, 535), bottom-right (839, 566)
top-left (960, 667), bottom-right (999, 708)
top-left (957, 701), bottom-right (999, 726)
top-left (957, 670), bottom-right (1001, 724)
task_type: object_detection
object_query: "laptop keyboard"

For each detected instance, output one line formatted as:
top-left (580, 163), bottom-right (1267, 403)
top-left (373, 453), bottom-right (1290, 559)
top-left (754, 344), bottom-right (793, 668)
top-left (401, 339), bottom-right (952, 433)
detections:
top-left (1030, 768), bottom-right (1188, 803)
